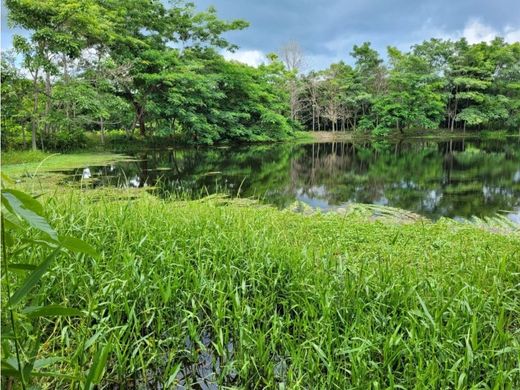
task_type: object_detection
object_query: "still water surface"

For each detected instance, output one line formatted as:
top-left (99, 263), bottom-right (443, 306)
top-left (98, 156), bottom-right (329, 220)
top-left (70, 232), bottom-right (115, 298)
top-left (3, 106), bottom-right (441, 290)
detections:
top-left (63, 138), bottom-right (520, 221)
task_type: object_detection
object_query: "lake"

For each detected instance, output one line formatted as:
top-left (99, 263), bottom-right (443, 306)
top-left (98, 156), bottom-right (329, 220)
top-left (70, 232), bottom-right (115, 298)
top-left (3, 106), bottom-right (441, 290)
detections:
top-left (63, 137), bottom-right (520, 221)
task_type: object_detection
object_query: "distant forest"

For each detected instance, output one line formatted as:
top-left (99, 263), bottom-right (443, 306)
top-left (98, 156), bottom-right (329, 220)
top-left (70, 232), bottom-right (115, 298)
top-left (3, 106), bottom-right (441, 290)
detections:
top-left (2, 0), bottom-right (520, 150)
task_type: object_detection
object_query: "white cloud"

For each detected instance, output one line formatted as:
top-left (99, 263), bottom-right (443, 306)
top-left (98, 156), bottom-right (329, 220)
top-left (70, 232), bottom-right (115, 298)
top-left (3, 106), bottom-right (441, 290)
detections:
top-left (410, 18), bottom-right (520, 47)
top-left (504, 25), bottom-right (520, 43)
top-left (461, 18), bottom-right (520, 44)
top-left (222, 49), bottom-right (266, 67)
top-left (463, 19), bottom-right (499, 43)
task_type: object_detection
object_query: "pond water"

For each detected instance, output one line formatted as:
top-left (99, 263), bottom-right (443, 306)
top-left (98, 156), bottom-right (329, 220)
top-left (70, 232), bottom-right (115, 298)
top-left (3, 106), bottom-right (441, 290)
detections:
top-left (62, 137), bottom-right (520, 221)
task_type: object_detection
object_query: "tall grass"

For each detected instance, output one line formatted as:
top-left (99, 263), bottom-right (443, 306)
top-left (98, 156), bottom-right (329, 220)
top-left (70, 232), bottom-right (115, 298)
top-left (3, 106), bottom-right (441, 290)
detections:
top-left (3, 191), bottom-right (520, 388)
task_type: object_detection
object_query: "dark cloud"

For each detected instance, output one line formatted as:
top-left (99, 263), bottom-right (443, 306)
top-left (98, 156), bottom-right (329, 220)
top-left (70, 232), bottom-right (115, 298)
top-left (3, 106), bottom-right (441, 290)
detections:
top-left (3, 1), bottom-right (519, 69)
top-left (196, 0), bottom-right (520, 67)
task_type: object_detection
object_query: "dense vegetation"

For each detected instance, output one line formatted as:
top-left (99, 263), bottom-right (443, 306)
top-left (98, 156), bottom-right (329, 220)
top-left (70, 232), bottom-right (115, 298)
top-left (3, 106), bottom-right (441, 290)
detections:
top-left (3, 0), bottom-right (520, 152)
top-left (2, 0), bottom-right (293, 151)
top-left (2, 1), bottom-right (520, 388)
top-left (2, 188), bottom-right (519, 388)
top-left (292, 39), bottom-right (520, 134)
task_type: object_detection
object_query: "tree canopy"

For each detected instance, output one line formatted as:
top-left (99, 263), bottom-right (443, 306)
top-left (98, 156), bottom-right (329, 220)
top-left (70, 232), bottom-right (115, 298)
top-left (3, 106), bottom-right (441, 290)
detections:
top-left (3, 0), bottom-right (520, 151)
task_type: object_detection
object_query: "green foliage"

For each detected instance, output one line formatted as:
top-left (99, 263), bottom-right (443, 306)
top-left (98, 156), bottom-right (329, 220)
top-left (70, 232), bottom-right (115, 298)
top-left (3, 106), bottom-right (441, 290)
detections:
top-left (4, 0), bottom-right (292, 151)
top-left (43, 129), bottom-right (89, 151)
top-left (1, 175), bottom-right (100, 388)
top-left (4, 0), bottom-right (520, 148)
top-left (2, 190), bottom-right (517, 388)
top-left (297, 38), bottom-right (520, 135)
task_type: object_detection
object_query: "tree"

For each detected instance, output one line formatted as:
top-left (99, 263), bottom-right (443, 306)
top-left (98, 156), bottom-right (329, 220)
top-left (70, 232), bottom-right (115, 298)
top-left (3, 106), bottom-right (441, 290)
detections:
top-left (1, 51), bottom-right (33, 149)
top-left (279, 41), bottom-right (305, 122)
top-left (100, 0), bottom-right (248, 137)
top-left (350, 42), bottom-right (387, 130)
top-left (7, 0), bottom-right (112, 149)
top-left (372, 47), bottom-right (445, 134)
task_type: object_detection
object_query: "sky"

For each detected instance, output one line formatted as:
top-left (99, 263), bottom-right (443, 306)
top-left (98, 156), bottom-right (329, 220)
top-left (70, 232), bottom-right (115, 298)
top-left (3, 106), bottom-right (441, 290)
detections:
top-left (196, 0), bottom-right (520, 69)
top-left (2, 0), bottom-right (520, 70)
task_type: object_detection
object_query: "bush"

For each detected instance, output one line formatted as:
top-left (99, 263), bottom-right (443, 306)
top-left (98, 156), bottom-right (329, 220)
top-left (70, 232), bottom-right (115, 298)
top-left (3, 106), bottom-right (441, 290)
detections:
top-left (372, 125), bottom-right (392, 137)
top-left (1, 150), bottom-right (50, 165)
top-left (43, 130), bottom-right (88, 151)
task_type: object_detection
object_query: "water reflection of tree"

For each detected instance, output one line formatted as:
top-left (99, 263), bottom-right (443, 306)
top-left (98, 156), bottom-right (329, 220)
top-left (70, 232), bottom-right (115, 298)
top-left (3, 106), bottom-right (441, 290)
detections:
top-left (85, 138), bottom-right (520, 219)
top-left (288, 139), bottom-right (520, 218)
top-left (114, 145), bottom-right (303, 206)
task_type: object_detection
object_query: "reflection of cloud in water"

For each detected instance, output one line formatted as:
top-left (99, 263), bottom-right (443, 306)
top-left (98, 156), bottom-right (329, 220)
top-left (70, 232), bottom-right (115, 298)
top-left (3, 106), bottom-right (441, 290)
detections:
top-left (297, 185), bottom-right (327, 198)
top-left (82, 168), bottom-right (91, 179)
top-left (129, 176), bottom-right (140, 188)
top-left (507, 208), bottom-right (520, 224)
top-left (296, 192), bottom-right (330, 209)
top-left (482, 185), bottom-right (514, 200)
top-left (422, 190), bottom-right (442, 211)
top-left (373, 196), bottom-right (388, 206)
top-left (513, 170), bottom-right (520, 183)
top-left (397, 180), bottom-right (418, 189)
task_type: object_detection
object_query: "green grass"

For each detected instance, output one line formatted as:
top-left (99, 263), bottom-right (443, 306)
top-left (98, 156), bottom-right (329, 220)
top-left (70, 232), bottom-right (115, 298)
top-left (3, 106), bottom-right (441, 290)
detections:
top-left (3, 190), bottom-right (519, 388)
top-left (480, 130), bottom-right (511, 140)
top-left (1, 151), bottom-right (129, 177)
top-left (1, 150), bottom-right (52, 165)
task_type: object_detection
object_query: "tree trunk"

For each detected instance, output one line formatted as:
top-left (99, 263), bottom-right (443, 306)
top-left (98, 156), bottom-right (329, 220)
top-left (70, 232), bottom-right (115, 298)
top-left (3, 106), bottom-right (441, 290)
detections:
top-left (63, 55), bottom-right (71, 131)
top-left (312, 106), bottom-right (315, 131)
top-left (100, 117), bottom-right (105, 145)
top-left (132, 102), bottom-right (146, 137)
top-left (451, 92), bottom-right (458, 132)
top-left (40, 129), bottom-right (45, 151)
top-left (139, 111), bottom-right (146, 137)
top-left (31, 69), bottom-right (40, 151)
top-left (44, 70), bottom-right (52, 135)
top-left (22, 126), bottom-right (27, 149)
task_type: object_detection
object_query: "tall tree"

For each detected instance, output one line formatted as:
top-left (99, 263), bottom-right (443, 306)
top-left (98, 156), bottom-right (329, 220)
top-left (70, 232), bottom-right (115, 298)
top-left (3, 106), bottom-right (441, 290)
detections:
top-left (7, 0), bottom-right (112, 149)
top-left (101, 0), bottom-right (248, 137)
top-left (279, 41), bottom-right (305, 122)
top-left (372, 47), bottom-right (445, 134)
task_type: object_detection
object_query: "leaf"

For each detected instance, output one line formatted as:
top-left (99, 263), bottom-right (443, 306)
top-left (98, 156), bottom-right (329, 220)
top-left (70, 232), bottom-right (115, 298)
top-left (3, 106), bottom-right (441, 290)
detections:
top-left (1, 357), bottom-right (21, 379)
top-left (2, 189), bottom-right (44, 215)
top-left (1, 172), bottom-right (14, 185)
top-left (84, 343), bottom-right (111, 390)
top-left (9, 263), bottom-right (37, 272)
top-left (8, 248), bottom-right (60, 307)
top-left (416, 293), bottom-right (436, 329)
top-left (2, 191), bottom-right (58, 241)
top-left (33, 357), bottom-right (64, 370)
top-left (59, 235), bottom-right (99, 258)
top-left (20, 237), bottom-right (60, 249)
top-left (1, 209), bottom-right (24, 231)
top-left (23, 305), bottom-right (83, 318)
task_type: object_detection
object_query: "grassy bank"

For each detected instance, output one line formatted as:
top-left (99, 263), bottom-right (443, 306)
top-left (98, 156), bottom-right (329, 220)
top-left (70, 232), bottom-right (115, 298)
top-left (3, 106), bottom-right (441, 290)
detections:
top-left (1, 151), bottom-right (130, 177)
top-left (306, 129), bottom-right (520, 143)
top-left (3, 190), bottom-right (519, 388)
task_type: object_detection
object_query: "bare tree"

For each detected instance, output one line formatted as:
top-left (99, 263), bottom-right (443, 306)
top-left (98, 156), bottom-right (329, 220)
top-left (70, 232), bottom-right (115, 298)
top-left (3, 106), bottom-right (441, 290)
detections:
top-left (280, 41), bottom-right (305, 73)
top-left (303, 72), bottom-right (322, 131)
top-left (279, 41), bottom-right (305, 122)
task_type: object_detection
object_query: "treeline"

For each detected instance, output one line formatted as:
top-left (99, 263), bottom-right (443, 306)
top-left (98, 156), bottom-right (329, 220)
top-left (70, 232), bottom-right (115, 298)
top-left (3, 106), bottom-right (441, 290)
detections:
top-left (291, 39), bottom-right (520, 135)
top-left (2, 0), bottom-right (294, 150)
top-left (2, 0), bottom-right (520, 151)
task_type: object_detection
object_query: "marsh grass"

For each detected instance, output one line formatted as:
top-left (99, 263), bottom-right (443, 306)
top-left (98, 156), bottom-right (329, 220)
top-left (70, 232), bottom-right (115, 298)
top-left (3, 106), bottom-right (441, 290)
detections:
top-left (1, 152), bottom-right (128, 177)
top-left (3, 189), bottom-right (519, 388)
